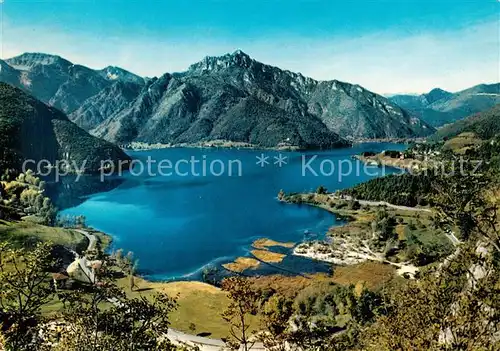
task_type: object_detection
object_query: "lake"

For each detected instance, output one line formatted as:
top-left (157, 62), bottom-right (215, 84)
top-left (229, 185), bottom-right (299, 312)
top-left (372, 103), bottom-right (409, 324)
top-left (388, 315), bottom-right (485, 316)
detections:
top-left (58, 143), bottom-right (406, 281)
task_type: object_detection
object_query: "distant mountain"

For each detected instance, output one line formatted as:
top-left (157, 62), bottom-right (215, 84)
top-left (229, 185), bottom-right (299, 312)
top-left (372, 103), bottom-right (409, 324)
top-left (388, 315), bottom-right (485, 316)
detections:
top-left (98, 66), bottom-right (146, 85)
top-left (0, 51), bottom-right (435, 148)
top-left (429, 104), bottom-right (500, 142)
top-left (390, 84), bottom-right (500, 127)
top-left (0, 83), bottom-right (130, 173)
top-left (92, 50), bottom-right (433, 147)
top-left (390, 88), bottom-right (453, 111)
top-left (0, 53), bottom-right (145, 127)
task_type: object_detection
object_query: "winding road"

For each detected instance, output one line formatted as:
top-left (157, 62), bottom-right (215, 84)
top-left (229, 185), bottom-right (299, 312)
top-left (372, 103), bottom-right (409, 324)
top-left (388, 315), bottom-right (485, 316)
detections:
top-left (74, 228), bottom-right (97, 251)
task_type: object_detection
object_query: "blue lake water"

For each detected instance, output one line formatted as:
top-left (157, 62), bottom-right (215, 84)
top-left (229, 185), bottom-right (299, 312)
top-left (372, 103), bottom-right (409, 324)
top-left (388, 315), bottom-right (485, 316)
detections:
top-left (59, 143), bottom-right (406, 281)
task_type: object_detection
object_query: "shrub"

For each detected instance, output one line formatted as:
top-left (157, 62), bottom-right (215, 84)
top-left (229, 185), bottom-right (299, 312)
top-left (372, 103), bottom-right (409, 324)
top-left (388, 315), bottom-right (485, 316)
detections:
top-left (316, 186), bottom-right (328, 195)
top-left (348, 200), bottom-right (361, 211)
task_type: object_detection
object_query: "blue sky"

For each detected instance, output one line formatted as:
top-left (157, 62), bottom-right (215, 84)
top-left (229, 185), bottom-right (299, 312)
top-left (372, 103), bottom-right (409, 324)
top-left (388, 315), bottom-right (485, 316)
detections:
top-left (0, 0), bottom-right (498, 93)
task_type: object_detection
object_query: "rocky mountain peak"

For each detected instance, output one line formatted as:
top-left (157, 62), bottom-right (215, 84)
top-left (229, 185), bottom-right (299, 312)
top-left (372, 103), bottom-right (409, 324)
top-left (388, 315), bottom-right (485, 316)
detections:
top-left (98, 66), bottom-right (145, 85)
top-left (6, 52), bottom-right (73, 70)
top-left (231, 49), bottom-right (252, 60)
top-left (188, 50), bottom-right (256, 73)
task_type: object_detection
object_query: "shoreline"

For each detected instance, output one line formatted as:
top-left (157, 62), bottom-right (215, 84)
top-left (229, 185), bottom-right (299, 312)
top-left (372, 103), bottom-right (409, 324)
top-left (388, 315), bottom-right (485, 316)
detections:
top-left (120, 138), bottom-right (420, 152)
top-left (279, 193), bottom-right (422, 277)
top-left (278, 196), bottom-right (370, 265)
top-left (354, 154), bottom-right (423, 172)
top-left (122, 140), bottom-right (306, 152)
top-left (351, 137), bottom-right (423, 144)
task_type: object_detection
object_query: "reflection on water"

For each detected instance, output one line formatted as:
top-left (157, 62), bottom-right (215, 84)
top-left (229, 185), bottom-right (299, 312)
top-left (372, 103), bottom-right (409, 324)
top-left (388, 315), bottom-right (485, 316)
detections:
top-left (46, 175), bottom-right (125, 210)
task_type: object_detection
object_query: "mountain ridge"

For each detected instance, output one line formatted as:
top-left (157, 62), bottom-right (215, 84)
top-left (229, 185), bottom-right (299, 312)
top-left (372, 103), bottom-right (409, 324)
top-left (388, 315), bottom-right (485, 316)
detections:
top-left (1, 50), bottom-right (437, 148)
top-left (390, 83), bottom-right (500, 127)
top-left (2, 52), bottom-right (145, 116)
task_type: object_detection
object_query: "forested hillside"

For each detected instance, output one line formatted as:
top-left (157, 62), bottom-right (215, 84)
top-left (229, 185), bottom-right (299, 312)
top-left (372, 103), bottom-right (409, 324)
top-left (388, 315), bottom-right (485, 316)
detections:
top-left (429, 104), bottom-right (500, 142)
top-left (0, 83), bottom-right (130, 173)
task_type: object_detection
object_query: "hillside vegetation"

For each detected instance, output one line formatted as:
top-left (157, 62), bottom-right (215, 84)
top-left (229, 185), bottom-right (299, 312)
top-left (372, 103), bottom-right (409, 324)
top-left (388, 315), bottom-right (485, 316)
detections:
top-left (0, 83), bottom-right (130, 173)
top-left (429, 104), bottom-right (500, 142)
top-left (340, 173), bottom-right (434, 207)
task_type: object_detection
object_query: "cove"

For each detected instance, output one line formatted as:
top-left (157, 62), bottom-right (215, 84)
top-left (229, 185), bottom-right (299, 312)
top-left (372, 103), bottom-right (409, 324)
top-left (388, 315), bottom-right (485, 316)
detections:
top-left (58, 143), bottom-right (406, 281)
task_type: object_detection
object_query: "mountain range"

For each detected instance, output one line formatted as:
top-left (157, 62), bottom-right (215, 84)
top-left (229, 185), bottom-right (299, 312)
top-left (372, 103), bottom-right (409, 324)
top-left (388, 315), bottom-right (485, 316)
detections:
top-left (0, 82), bottom-right (130, 174)
top-left (0, 51), bottom-right (437, 149)
top-left (390, 84), bottom-right (500, 127)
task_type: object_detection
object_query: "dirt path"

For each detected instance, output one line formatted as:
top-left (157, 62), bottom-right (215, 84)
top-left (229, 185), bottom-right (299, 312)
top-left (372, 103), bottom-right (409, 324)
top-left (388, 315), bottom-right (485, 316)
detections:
top-left (331, 195), bottom-right (432, 213)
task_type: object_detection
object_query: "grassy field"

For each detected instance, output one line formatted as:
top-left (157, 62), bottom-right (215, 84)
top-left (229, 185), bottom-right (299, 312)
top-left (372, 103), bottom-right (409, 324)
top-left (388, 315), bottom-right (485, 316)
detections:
top-left (0, 220), bottom-right (243, 339)
top-left (223, 238), bottom-right (293, 273)
top-left (0, 220), bottom-right (88, 249)
top-left (115, 277), bottom-right (256, 339)
top-left (331, 261), bottom-right (398, 290)
top-left (443, 132), bottom-right (483, 154)
top-left (251, 249), bottom-right (286, 263)
top-left (249, 274), bottom-right (331, 298)
top-left (296, 193), bottom-right (448, 243)
top-left (40, 277), bottom-right (245, 339)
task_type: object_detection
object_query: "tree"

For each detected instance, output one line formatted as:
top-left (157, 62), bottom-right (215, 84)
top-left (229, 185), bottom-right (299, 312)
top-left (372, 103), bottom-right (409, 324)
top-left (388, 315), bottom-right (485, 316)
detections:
top-left (258, 294), bottom-right (295, 351)
top-left (221, 277), bottom-right (259, 351)
top-left (351, 288), bottom-right (384, 325)
top-left (129, 259), bottom-right (139, 292)
top-left (0, 182), bottom-right (6, 200)
top-left (363, 154), bottom-right (500, 350)
top-left (287, 282), bottom-right (361, 351)
top-left (0, 241), bottom-right (193, 350)
top-left (115, 251), bottom-right (139, 292)
top-left (55, 282), bottom-right (180, 351)
top-left (0, 242), bottom-right (55, 350)
top-left (432, 157), bottom-right (499, 249)
top-left (75, 215), bottom-right (86, 227)
top-left (201, 266), bottom-right (220, 286)
top-left (348, 200), bottom-right (361, 211)
top-left (316, 186), bottom-right (327, 195)
top-left (277, 189), bottom-right (285, 201)
top-left (363, 245), bottom-right (500, 351)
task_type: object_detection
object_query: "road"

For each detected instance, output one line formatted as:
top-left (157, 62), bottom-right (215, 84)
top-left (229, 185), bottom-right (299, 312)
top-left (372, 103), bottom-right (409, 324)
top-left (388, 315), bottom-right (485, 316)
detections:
top-left (332, 196), bottom-right (462, 246)
top-left (74, 228), bottom-right (97, 251)
top-left (331, 195), bottom-right (432, 213)
top-left (444, 229), bottom-right (461, 246)
top-left (167, 329), bottom-right (265, 351)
